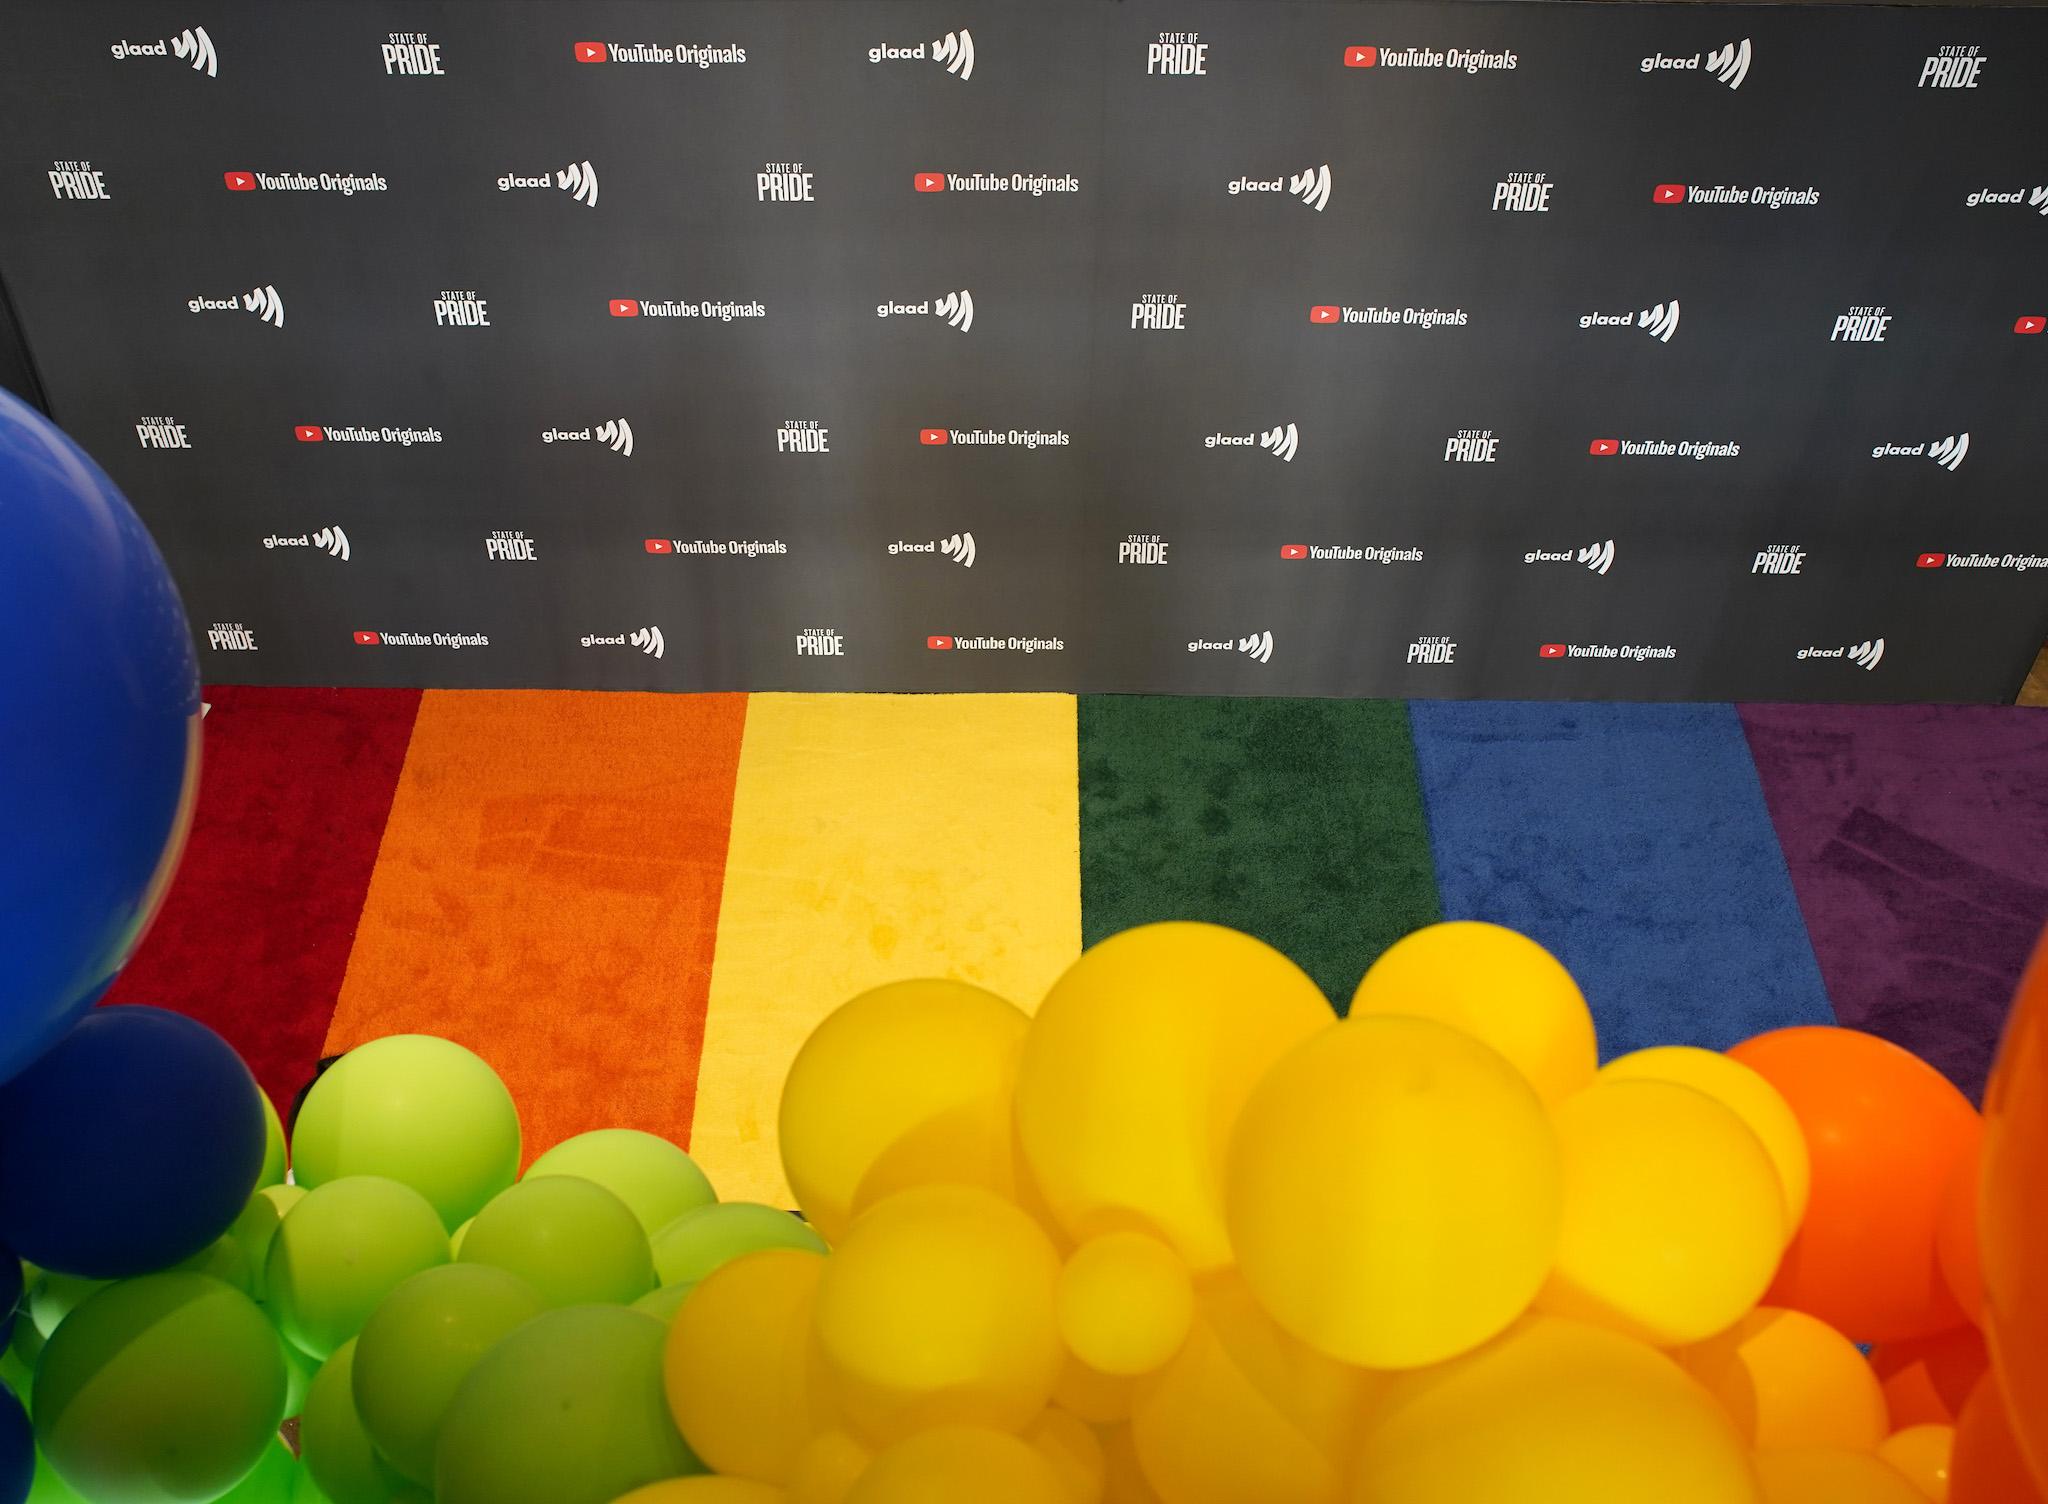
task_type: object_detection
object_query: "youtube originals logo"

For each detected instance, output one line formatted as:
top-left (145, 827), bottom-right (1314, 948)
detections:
top-left (2017, 316), bottom-right (2045, 335)
top-left (1344, 42), bottom-right (1517, 72)
top-left (1652, 182), bottom-right (1820, 209)
top-left (927, 635), bottom-right (955, 650)
top-left (1917, 552), bottom-right (1946, 568)
top-left (354, 631), bottom-right (382, 645)
top-left (1539, 643), bottom-right (1567, 658)
top-left (1345, 46), bottom-right (1378, 68)
top-left (1589, 438), bottom-right (1620, 455)
top-left (919, 428), bottom-right (949, 446)
top-left (224, 171), bottom-right (253, 191)
top-left (223, 169), bottom-right (387, 195)
top-left (295, 425), bottom-right (324, 442)
top-left (572, 40), bottom-right (745, 66)
top-left (1653, 184), bottom-right (1687, 204)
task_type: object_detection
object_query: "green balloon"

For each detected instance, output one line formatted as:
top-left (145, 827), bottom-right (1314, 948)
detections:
top-left (290, 1465), bottom-right (333, 1504)
top-left (300, 1340), bottom-right (431, 1504)
top-left (291, 1036), bottom-right (521, 1231)
top-left (629, 1280), bottom-right (697, 1325)
top-left (0, 1343), bottom-right (30, 1401)
top-left (280, 1328), bottom-right (320, 1418)
top-left (259, 1092), bottom-right (289, 1190)
top-left (34, 1272), bottom-right (286, 1504)
top-left (27, 1452), bottom-right (89, 1504)
top-left (232, 1183), bottom-right (306, 1303)
top-left (522, 1131), bottom-right (716, 1235)
top-left (459, 1178), bottom-right (655, 1307)
top-left (434, 1306), bottom-right (700, 1504)
top-left (649, 1203), bottom-right (826, 1288)
top-left (449, 1218), bottom-right (473, 1257)
top-left (27, 1273), bottom-right (105, 1340)
top-left (171, 1231), bottom-right (254, 1295)
top-left (266, 1177), bottom-right (449, 1360)
top-left (9, 1308), bottom-right (44, 1370)
top-left (352, 1264), bottom-right (546, 1483)
top-left (215, 1438), bottom-right (301, 1503)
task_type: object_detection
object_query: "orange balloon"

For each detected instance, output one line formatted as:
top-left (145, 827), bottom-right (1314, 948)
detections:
top-left (1933, 1123), bottom-right (1985, 1328)
top-left (1981, 929), bottom-right (2048, 1492)
top-left (1728, 1027), bottom-right (1980, 1344)
top-left (1950, 1374), bottom-right (2045, 1504)
top-left (1873, 1328), bottom-right (1989, 1430)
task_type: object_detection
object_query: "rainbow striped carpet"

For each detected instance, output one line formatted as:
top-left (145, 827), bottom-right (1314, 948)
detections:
top-left (107, 689), bottom-right (2048, 1206)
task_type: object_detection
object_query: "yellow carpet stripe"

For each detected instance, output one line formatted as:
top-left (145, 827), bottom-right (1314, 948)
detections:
top-left (692, 692), bottom-right (1082, 1206)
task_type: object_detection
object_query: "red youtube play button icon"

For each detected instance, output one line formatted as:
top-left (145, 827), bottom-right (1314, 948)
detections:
top-left (1653, 184), bottom-right (1687, 204)
top-left (644, 539), bottom-right (673, 554)
top-left (2016, 315), bottom-right (2045, 335)
top-left (919, 429), bottom-right (949, 446)
top-left (1310, 305), bottom-right (1341, 324)
top-left (1916, 552), bottom-right (1947, 568)
top-left (1589, 438), bottom-right (1620, 456)
top-left (1539, 643), bottom-right (1567, 659)
top-left (1344, 46), bottom-right (1377, 67)
top-left (294, 425), bottom-right (324, 442)
top-left (609, 299), bottom-right (640, 317)
top-left (914, 173), bottom-right (946, 193)
top-left (353, 631), bottom-right (381, 646)
top-left (927, 635), bottom-right (955, 650)
top-left (223, 171), bottom-right (256, 192)
top-left (1281, 544), bottom-right (1308, 560)
top-left (574, 41), bottom-right (607, 63)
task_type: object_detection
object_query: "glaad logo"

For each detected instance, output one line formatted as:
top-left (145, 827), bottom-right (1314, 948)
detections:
top-left (878, 291), bottom-right (974, 331)
top-left (869, 30), bottom-right (974, 80)
top-left (189, 285), bottom-right (284, 328)
top-left (1525, 540), bottom-right (1615, 574)
top-left (1261, 423), bottom-right (1300, 461)
top-left (1872, 433), bottom-right (1969, 471)
top-left (889, 533), bottom-right (977, 567)
top-left (542, 419), bottom-right (633, 455)
top-left (136, 416), bottom-right (190, 448)
top-left (264, 527), bottom-right (351, 560)
top-left (112, 26), bottom-right (217, 78)
top-left (796, 628), bottom-right (846, 656)
top-left (1798, 638), bottom-right (1885, 670)
top-left (49, 161), bottom-right (111, 200)
top-left (206, 623), bottom-right (256, 650)
top-left (631, 627), bottom-right (666, 658)
top-left (1186, 632), bottom-right (1273, 663)
top-left (1963, 186), bottom-right (2048, 215)
top-left (1640, 301), bottom-right (1680, 342)
top-left (1920, 46), bottom-right (1984, 88)
top-left (1754, 544), bottom-right (1805, 574)
top-left (497, 162), bottom-right (597, 206)
top-left (1229, 166), bottom-right (1332, 212)
top-left (1641, 39), bottom-right (1750, 89)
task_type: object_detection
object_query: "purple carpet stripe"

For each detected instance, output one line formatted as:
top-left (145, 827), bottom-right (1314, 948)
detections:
top-left (1739, 703), bottom-right (2048, 1099)
top-left (1407, 702), bottom-right (1834, 1060)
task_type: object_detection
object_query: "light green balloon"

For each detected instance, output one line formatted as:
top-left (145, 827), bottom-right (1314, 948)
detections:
top-left (34, 1272), bottom-right (286, 1504)
top-left (434, 1306), bottom-right (700, 1504)
top-left (649, 1202), bottom-right (826, 1289)
top-left (291, 1036), bottom-right (521, 1231)
top-left (290, 1465), bottom-right (334, 1504)
top-left (300, 1340), bottom-right (431, 1504)
top-left (171, 1231), bottom-right (254, 1295)
top-left (458, 1178), bottom-right (655, 1307)
top-left (523, 1131), bottom-right (716, 1235)
top-left (352, 1263), bottom-right (546, 1483)
top-left (232, 1183), bottom-right (306, 1303)
top-left (629, 1280), bottom-right (697, 1326)
top-left (27, 1273), bottom-right (105, 1340)
top-left (27, 1452), bottom-right (89, 1504)
top-left (265, 1177), bottom-right (449, 1360)
top-left (0, 1343), bottom-right (30, 1401)
top-left (215, 1438), bottom-right (301, 1503)
top-left (9, 1309), bottom-right (44, 1370)
top-left (280, 1329), bottom-right (320, 1418)
top-left (259, 1092), bottom-right (289, 1190)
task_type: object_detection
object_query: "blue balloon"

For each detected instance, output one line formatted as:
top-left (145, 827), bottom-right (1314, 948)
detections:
top-left (0, 1383), bottom-right (26, 1504)
top-left (0, 388), bottom-right (199, 1085)
top-left (0, 1007), bottom-right (264, 1279)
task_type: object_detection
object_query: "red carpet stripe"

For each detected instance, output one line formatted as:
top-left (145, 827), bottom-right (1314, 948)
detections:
top-left (104, 685), bottom-right (422, 1113)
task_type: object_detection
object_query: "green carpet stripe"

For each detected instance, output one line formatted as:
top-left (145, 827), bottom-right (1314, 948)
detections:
top-left (1077, 696), bottom-right (1442, 1009)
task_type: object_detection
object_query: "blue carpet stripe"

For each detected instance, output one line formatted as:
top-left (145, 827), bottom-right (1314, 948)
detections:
top-left (1404, 701), bottom-right (1834, 1058)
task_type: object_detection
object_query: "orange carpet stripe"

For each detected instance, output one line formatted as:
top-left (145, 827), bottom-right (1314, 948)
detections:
top-left (323, 690), bottom-right (749, 1164)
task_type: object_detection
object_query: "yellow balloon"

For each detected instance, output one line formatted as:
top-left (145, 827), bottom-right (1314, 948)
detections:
top-left (1129, 1274), bottom-right (1373, 1504)
top-left (845, 1427), bottom-right (1067, 1504)
top-left (780, 980), bottom-right (1031, 1245)
top-left (1225, 1013), bottom-right (1560, 1369)
top-left (1014, 924), bottom-right (1335, 1270)
top-left (1350, 1316), bottom-right (1760, 1504)
top-left (1602, 1046), bottom-right (1812, 1230)
top-left (664, 1249), bottom-right (831, 1482)
top-left (814, 1185), bottom-right (1062, 1441)
top-left (1099, 1425), bottom-right (1164, 1504)
top-left (1754, 1448), bottom-right (1927, 1504)
top-left (1051, 1358), bottom-right (1134, 1426)
top-left (1025, 1408), bottom-right (1105, 1503)
top-left (1349, 920), bottom-right (1596, 1107)
top-left (1056, 1233), bottom-right (1192, 1378)
top-left (788, 1431), bottom-right (871, 1504)
top-left (1539, 1079), bottom-right (1785, 1347)
top-left (1676, 1308), bottom-right (1889, 1452)
top-left (1874, 1426), bottom-right (1951, 1503)
top-left (611, 1482), bottom-right (786, 1504)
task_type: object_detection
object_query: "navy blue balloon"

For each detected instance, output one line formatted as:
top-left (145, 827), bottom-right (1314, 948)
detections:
top-left (0, 1385), bottom-right (26, 1504)
top-left (0, 388), bottom-right (199, 1085)
top-left (0, 1007), bottom-right (264, 1279)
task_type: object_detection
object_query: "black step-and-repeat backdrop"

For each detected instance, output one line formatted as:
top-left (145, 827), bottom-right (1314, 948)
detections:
top-left (3, 1), bottom-right (2046, 701)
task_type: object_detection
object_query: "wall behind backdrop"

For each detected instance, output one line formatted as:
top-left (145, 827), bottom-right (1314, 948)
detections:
top-left (3, 0), bottom-right (2046, 701)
